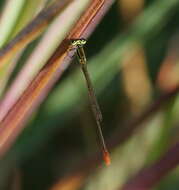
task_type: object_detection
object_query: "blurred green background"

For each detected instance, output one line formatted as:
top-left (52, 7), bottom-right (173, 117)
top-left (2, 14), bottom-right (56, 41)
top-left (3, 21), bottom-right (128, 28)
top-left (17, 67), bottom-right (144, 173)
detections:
top-left (0, 0), bottom-right (179, 190)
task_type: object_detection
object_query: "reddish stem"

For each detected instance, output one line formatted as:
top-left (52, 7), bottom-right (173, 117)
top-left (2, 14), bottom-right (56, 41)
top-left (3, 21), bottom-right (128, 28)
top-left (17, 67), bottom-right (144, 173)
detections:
top-left (121, 142), bottom-right (179, 190)
top-left (0, 0), bottom-right (114, 158)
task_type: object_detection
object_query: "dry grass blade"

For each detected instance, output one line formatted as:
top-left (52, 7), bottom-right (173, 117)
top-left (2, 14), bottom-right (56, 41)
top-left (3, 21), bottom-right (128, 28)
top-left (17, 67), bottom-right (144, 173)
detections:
top-left (0, 50), bottom-right (67, 158)
top-left (121, 142), bottom-right (179, 190)
top-left (0, 0), bottom-right (91, 121)
top-left (50, 172), bottom-right (86, 190)
top-left (0, 0), bottom-right (72, 71)
top-left (109, 86), bottom-right (179, 149)
top-left (0, 0), bottom-right (108, 158)
top-left (49, 85), bottom-right (179, 190)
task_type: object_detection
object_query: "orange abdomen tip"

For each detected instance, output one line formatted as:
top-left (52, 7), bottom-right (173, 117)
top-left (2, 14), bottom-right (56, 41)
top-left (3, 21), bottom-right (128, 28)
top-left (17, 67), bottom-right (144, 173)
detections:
top-left (103, 150), bottom-right (111, 166)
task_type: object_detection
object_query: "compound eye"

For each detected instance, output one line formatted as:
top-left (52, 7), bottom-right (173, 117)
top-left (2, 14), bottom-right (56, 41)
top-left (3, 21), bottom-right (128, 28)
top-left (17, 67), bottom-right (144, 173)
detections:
top-left (81, 39), bottom-right (87, 45)
top-left (71, 40), bottom-right (78, 46)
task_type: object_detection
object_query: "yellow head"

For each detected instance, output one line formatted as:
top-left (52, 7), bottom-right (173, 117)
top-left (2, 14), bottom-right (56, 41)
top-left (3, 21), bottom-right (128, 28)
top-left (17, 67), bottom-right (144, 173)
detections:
top-left (71, 39), bottom-right (87, 47)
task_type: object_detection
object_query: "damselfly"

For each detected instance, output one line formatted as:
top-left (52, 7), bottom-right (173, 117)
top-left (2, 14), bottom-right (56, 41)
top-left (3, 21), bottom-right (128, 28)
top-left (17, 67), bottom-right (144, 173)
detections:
top-left (71, 39), bottom-right (110, 166)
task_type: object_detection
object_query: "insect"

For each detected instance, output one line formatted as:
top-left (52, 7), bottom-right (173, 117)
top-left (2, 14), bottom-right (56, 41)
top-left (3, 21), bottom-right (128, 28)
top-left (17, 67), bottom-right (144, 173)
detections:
top-left (71, 39), bottom-right (111, 166)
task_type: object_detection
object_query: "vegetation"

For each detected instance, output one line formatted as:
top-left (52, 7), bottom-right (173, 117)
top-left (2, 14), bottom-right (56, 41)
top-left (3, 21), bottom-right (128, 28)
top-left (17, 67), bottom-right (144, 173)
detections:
top-left (0, 0), bottom-right (179, 189)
